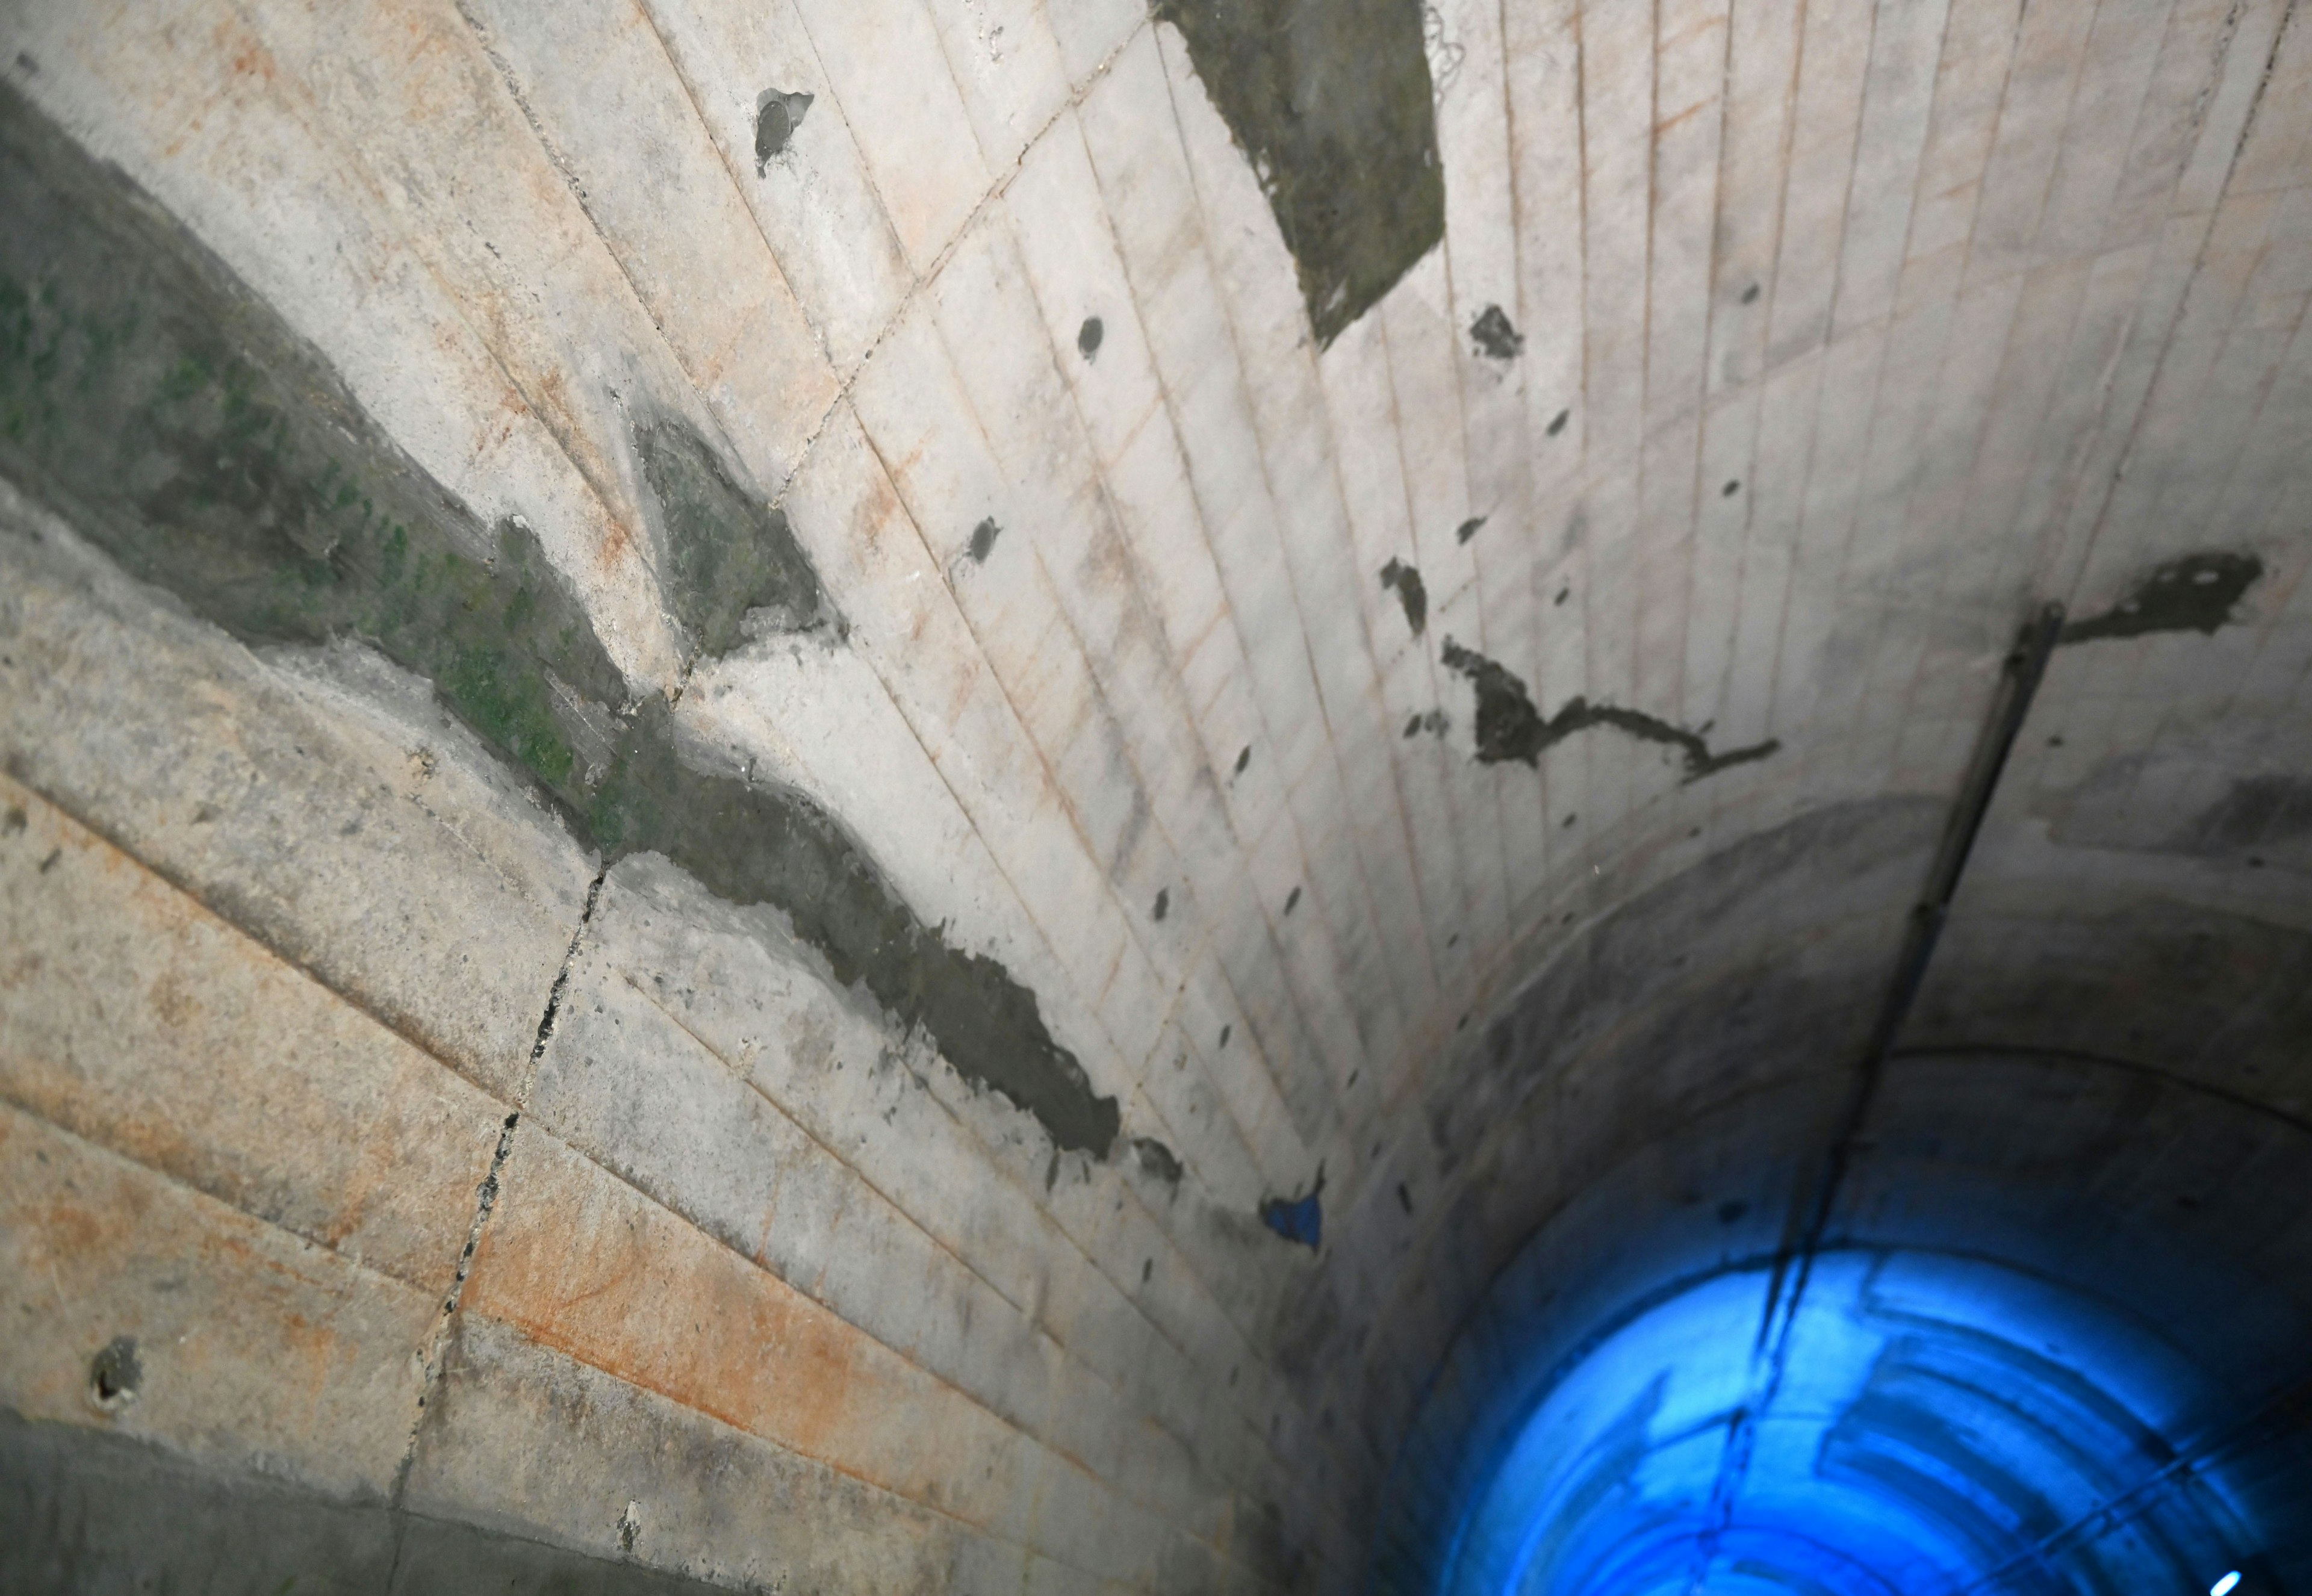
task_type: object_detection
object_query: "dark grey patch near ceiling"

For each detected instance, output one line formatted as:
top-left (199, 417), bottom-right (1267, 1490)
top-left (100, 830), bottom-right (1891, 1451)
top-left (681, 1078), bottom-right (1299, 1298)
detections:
top-left (2061, 551), bottom-right (2263, 644)
top-left (1077, 315), bottom-right (1103, 360)
top-left (1456, 515), bottom-right (1485, 544)
top-left (1154, 0), bottom-right (1444, 347)
top-left (754, 87), bottom-right (813, 173)
top-left (632, 415), bottom-right (834, 656)
top-left (1440, 638), bottom-right (1777, 781)
top-left (1379, 556), bottom-right (1426, 635)
top-left (966, 516), bottom-right (1001, 564)
top-left (0, 81), bottom-right (1119, 1159)
top-left (2171, 774), bottom-right (2312, 856)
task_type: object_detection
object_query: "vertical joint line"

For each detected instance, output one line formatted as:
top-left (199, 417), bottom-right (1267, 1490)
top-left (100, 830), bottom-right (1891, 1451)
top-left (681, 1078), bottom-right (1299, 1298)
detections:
top-left (1698, 603), bottom-right (2065, 1596)
top-left (1774, 600), bottom-right (2066, 1346)
top-left (391, 863), bottom-right (608, 1508)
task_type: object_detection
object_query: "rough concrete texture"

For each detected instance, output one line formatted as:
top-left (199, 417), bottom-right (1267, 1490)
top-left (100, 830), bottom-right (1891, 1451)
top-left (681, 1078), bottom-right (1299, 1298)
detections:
top-left (1, 0), bottom-right (2309, 1589)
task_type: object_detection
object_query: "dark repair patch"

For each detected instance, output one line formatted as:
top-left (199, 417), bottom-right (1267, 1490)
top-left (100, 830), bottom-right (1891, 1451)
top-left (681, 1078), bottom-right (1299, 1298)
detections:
top-left (1133, 1135), bottom-right (1185, 1186)
top-left (633, 413), bottom-right (833, 656)
top-left (754, 88), bottom-right (813, 173)
top-left (1380, 556), bottom-right (1427, 635)
top-left (967, 517), bottom-right (1001, 564)
top-left (1154, 0), bottom-right (1443, 346)
top-left (1468, 305), bottom-right (1522, 360)
top-left (1440, 639), bottom-right (1778, 782)
top-left (2062, 551), bottom-right (2262, 644)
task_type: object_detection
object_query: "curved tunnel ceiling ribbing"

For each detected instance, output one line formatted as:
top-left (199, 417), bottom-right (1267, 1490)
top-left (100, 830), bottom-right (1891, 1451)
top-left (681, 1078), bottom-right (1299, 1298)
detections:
top-left (0, 0), bottom-right (2308, 1590)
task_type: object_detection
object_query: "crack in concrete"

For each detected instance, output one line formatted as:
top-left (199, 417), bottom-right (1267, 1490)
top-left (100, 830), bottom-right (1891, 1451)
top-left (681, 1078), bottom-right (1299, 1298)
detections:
top-left (389, 863), bottom-right (604, 1529)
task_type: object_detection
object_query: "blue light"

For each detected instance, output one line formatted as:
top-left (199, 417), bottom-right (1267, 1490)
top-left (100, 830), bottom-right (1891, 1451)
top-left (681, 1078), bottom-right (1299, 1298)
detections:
top-left (2211, 1571), bottom-right (2242, 1596)
top-left (1442, 1250), bottom-right (2261, 1596)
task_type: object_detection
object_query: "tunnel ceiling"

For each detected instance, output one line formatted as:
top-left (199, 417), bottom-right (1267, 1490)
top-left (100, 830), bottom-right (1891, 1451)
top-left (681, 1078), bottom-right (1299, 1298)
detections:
top-left (1, 0), bottom-right (2309, 1592)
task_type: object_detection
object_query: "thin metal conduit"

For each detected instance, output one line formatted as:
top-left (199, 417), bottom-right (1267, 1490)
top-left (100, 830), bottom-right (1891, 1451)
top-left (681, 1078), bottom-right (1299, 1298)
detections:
top-left (1677, 601), bottom-right (2068, 1596)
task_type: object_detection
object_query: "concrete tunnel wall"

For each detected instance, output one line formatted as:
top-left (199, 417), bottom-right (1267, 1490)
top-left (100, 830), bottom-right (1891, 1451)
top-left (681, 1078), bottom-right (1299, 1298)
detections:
top-left (1, 0), bottom-right (2309, 1591)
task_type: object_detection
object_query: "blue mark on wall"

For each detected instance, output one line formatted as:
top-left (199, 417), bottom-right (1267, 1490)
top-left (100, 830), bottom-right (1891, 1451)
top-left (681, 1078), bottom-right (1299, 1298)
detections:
top-left (1261, 1166), bottom-right (1325, 1250)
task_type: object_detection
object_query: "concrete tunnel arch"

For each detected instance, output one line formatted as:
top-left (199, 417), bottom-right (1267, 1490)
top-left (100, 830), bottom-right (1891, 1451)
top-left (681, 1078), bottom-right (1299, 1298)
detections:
top-left (1, 0), bottom-right (2310, 1591)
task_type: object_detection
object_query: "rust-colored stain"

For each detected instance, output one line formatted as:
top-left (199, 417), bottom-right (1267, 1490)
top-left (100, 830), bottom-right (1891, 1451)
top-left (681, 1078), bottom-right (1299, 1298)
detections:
top-left (220, 19), bottom-right (280, 87)
top-left (465, 1132), bottom-right (866, 1464)
top-left (461, 1130), bottom-right (1016, 1524)
top-left (0, 774), bottom-right (496, 1296)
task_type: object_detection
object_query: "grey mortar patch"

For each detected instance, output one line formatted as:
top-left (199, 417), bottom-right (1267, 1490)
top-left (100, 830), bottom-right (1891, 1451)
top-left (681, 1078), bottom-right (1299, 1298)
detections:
top-left (1468, 303), bottom-right (1522, 360)
top-left (753, 88), bottom-right (812, 173)
top-left (1456, 515), bottom-right (1485, 544)
top-left (0, 81), bottom-right (1120, 1158)
top-left (1379, 556), bottom-right (1426, 635)
top-left (1440, 638), bottom-right (1778, 781)
top-left (1153, 0), bottom-right (1444, 347)
top-left (1401, 707), bottom-right (1449, 739)
top-left (633, 413), bottom-right (833, 657)
top-left (966, 516), bottom-right (1001, 564)
top-left (2061, 551), bottom-right (2263, 643)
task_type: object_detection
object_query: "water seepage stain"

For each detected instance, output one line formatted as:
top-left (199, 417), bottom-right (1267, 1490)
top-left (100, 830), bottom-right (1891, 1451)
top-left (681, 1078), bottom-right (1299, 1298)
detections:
top-left (1261, 1165), bottom-right (1324, 1249)
top-left (1154, 0), bottom-right (1443, 347)
top-left (1380, 556), bottom-right (1427, 635)
top-left (0, 82), bottom-right (1120, 1158)
top-left (753, 88), bottom-right (813, 173)
top-left (1468, 304), bottom-right (1522, 360)
top-left (1440, 639), bottom-right (1778, 781)
top-left (2060, 551), bottom-right (2262, 644)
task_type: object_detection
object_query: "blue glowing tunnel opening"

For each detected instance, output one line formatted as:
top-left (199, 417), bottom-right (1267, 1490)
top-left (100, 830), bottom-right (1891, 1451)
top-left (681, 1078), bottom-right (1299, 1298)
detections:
top-left (1444, 1249), bottom-right (2268, 1596)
